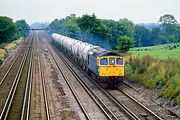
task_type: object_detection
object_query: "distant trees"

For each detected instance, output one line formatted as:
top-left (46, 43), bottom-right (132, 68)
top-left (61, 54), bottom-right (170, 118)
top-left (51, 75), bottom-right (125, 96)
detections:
top-left (175, 26), bottom-right (180, 42)
top-left (49, 15), bottom-right (81, 39)
top-left (134, 25), bottom-right (146, 47)
top-left (49, 14), bottom-right (135, 51)
top-left (49, 13), bottom-right (180, 52)
top-left (150, 27), bottom-right (161, 45)
top-left (159, 14), bottom-right (178, 44)
top-left (133, 14), bottom-right (179, 47)
top-left (0, 16), bottom-right (29, 44)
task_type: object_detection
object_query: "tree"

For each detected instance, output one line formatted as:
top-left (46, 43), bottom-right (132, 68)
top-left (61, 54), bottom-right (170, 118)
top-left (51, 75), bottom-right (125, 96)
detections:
top-left (62, 20), bottom-right (81, 39)
top-left (117, 35), bottom-right (134, 53)
top-left (0, 16), bottom-right (16, 43)
top-left (101, 18), bottom-right (134, 49)
top-left (76, 14), bottom-right (97, 31)
top-left (158, 14), bottom-right (178, 44)
top-left (159, 14), bottom-right (177, 25)
top-left (76, 14), bottom-right (110, 39)
top-left (118, 18), bottom-right (134, 37)
top-left (15, 19), bottom-right (30, 38)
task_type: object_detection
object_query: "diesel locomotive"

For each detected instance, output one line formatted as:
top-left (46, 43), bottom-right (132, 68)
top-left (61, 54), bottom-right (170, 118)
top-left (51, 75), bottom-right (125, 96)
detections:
top-left (52, 33), bottom-right (124, 88)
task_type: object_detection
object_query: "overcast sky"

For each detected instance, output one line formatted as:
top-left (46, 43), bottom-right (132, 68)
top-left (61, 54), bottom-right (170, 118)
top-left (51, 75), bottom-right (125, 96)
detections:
top-left (0, 0), bottom-right (179, 25)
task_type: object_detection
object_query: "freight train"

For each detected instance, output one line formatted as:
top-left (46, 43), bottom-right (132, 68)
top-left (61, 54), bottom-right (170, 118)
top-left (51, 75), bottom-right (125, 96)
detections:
top-left (52, 33), bottom-right (124, 88)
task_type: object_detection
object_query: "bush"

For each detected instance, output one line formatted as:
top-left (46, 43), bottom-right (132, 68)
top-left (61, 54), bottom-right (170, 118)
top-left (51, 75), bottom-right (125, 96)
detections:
top-left (125, 54), bottom-right (180, 106)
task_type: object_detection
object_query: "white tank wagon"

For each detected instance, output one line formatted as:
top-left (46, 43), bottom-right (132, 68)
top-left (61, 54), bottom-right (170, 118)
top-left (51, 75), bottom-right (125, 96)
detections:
top-left (52, 33), bottom-right (125, 88)
top-left (52, 33), bottom-right (99, 65)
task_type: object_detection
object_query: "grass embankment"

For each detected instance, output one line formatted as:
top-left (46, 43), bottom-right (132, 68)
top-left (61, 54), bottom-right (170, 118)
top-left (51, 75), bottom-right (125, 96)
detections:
top-left (0, 40), bottom-right (22, 65)
top-left (130, 43), bottom-right (180, 60)
top-left (125, 55), bottom-right (180, 106)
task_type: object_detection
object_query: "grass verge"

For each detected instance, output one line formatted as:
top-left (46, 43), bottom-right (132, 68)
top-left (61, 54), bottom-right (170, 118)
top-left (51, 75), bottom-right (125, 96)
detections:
top-left (0, 39), bottom-right (22, 66)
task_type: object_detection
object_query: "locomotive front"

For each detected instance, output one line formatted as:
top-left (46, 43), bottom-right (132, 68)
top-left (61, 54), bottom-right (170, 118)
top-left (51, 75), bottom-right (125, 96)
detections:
top-left (97, 54), bottom-right (124, 77)
top-left (88, 51), bottom-right (124, 88)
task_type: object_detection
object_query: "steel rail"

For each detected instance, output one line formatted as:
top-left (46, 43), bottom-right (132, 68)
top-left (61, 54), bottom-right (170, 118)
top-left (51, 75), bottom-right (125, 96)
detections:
top-left (118, 88), bottom-right (163, 120)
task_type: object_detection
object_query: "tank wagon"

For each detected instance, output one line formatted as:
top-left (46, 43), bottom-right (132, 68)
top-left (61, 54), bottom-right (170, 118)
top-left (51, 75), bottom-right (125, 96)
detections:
top-left (52, 33), bottom-right (124, 88)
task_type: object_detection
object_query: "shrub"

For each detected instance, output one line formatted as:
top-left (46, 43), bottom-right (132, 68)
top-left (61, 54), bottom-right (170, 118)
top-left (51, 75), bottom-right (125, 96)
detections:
top-left (125, 54), bottom-right (180, 106)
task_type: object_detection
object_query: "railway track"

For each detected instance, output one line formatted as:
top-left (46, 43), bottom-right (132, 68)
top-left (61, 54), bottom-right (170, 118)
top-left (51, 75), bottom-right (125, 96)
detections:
top-left (0, 35), bottom-right (32, 85)
top-left (43, 37), bottom-right (135, 119)
top-left (26, 34), bottom-right (50, 120)
top-left (45, 35), bottom-right (163, 120)
top-left (0, 34), bottom-right (33, 119)
top-left (0, 36), bottom-right (30, 80)
top-left (116, 88), bottom-right (162, 120)
top-left (0, 33), bottom-right (50, 120)
top-left (121, 81), bottom-right (180, 119)
top-left (0, 45), bottom-right (22, 84)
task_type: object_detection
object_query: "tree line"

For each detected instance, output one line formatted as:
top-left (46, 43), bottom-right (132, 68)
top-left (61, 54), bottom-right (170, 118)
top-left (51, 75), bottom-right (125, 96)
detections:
top-left (48, 14), bottom-right (180, 52)
top-left (0, 16), bottom-right (30, 44)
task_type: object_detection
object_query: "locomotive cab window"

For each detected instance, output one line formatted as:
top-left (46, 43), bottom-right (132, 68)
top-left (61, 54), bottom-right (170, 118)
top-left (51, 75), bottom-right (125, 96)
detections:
top-left (116, 58), bottom-right (123, 65)
top-left (109, 58), bottom-right (115, 65)
top-left (100, 58), bottom-right (108, 65)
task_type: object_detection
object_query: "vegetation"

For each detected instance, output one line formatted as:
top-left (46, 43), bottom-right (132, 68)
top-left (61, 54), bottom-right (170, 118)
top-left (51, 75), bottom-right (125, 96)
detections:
top-left (0, 16), bottom-right (29, 44)
top-left (0, 39), bottom-right (22, 65)
top-left (117, 35), bottom-right (134, 53)
top-left (76, 13), bottom-right (110, 39)
top-left (125, 55), bottom-right (180, 106)
top-left (0, 16), bottom-right (29, 65)
top-left (159, 14), bottom-right (178, 44)
top-left (48, 14), bottom-right (134, 51)
top-left (49, 13), bottom-right (180, 52)
top-left (0, 16), bottom-right (16, 43)
top-left (14, 20), bottom-right (30, 39)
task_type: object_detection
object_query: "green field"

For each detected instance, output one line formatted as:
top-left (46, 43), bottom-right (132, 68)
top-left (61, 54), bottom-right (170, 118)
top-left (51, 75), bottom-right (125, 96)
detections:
top-left (129, 43), bottom-right (180, 60)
